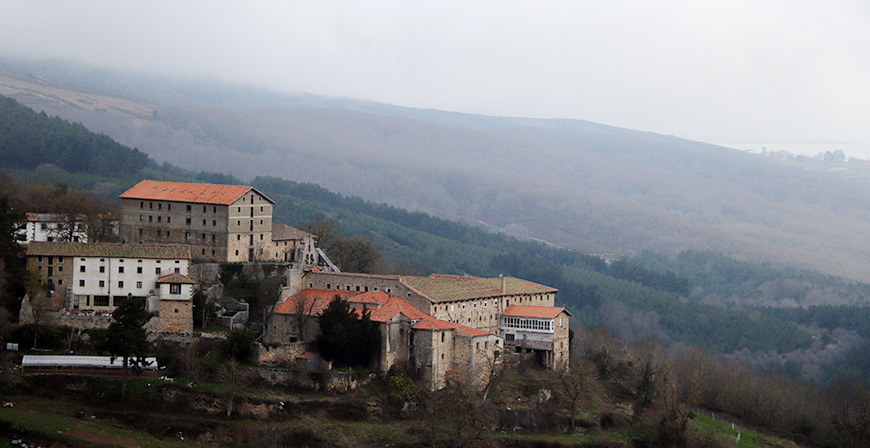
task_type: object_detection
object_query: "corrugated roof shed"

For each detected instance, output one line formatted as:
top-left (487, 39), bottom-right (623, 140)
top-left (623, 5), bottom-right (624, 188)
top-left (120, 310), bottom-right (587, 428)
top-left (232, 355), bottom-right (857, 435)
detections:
top-left (22, 355), bottom-right (158, 369)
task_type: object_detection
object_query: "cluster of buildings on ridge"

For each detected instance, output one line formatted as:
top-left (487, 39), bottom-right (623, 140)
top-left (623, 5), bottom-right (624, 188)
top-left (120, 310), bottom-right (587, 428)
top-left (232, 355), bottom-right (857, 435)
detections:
top-left (21, 179), bottom-right (571, 388)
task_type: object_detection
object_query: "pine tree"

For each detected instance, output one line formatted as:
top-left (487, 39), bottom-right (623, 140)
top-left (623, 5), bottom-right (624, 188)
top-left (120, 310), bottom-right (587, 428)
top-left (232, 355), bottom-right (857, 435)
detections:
top-left (101, 295), bottom-right (152, 400)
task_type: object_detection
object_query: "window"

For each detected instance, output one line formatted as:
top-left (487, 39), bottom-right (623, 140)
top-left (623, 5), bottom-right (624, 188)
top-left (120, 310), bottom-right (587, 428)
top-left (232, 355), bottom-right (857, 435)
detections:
top-left (136, 281), bottom-right (142, 288)
top-left (79, 280), bottom-right (85, 287)
top-left (156, 267), bottom-right (161, 274)
top-left (99, 280), bottom-right (105, 288)
top-left (174, 267), bottom-right (180, 274)
top-left (505, 334), bottom-right (515, 341)
top-left (80, 265), bottom-right (86, 272)
top-left (94, 296), bottom-right (110, 307)
top-left (186, 205), bottom-right (191, 212)
top-left (149, 202), bottom-right (153, 209)
top-left (118, 266), bottom-right (124, 273)
top-left (186, 218), bottom-right (191, 224)
top-left (213, 220), bottom-right (216, 226)
top-left (137, 267), bottom-right (142, 274)
top-left (170, 283), bottom-right (181, 294)
top-left (167, 216), bottom-right (171, 223)
top-left (158, 203), bottom-right (162, 210)
top-left (168, 203), bottom-right (171, 211)
top-left (140, 201), bottom-right (144, 208)
top-left (149, 215), bottom-right (153, 222)
top-left (99, 266), bottom-right (105, 273)
top-left (213, 206), bottom-right (216, 213)
top-left (157, 216), bottom-right (162, 222)
top-left (118, 281), bottom-right (124, 288)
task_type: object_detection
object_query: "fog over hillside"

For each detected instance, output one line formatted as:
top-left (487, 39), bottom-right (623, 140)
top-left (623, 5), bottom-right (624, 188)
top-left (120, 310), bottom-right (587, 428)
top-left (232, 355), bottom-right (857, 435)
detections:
top-left (3, 61), bottom-right (870, 284)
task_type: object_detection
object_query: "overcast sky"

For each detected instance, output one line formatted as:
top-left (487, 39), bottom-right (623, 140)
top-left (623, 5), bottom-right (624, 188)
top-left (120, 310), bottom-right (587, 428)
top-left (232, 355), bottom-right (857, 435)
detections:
top-left (2, 1), bottom-right (869, 153)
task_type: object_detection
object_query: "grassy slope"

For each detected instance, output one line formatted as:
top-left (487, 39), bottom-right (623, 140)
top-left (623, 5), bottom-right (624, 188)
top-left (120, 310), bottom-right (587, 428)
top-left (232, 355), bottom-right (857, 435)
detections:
top-left (0, 375), bottom-right (804, 448)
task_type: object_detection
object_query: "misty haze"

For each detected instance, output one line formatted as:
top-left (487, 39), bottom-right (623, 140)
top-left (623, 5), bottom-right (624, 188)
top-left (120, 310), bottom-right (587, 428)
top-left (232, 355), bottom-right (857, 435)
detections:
top-left (1, 2), bottom-right (869, 446)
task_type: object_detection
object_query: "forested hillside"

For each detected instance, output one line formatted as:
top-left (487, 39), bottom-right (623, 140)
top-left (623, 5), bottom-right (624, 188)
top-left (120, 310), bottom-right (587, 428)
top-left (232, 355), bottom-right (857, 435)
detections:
top-left (0, 95), bottom-right (148, 176)
top-left (5, 60), bottom-right (870, 282)
top-left (2, 93), bottom-right (869, 384)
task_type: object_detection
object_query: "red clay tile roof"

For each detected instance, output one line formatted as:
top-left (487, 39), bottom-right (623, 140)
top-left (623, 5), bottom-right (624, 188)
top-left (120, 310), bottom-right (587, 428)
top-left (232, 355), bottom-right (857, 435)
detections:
top-left (272, 223), bottom-right (315, 241)
top-left (275, 288), bottom-right (493, 335)
top-left (273, 289), bottom-right (357, 316)
top-left (412, 317), bottom-right (459, 331)
top-left (119, 180), bottom-right (275, 205)
top-left (501, 305), bottom-right (572, 319)
top-left (25, 242), bottom-right (191, 259)
top-left (351, 292), bottom-right (429, 323)
top-left (400, 274), bottom-right (557, 303)
top-left (456, 325), bottom-right (493, 337)
top-left (157, 273), bottom-right (196, 284)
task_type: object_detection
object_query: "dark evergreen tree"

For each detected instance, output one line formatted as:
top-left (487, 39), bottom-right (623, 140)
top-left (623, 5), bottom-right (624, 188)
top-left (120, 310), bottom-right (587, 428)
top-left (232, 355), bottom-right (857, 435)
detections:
top-left (316, 295), bottom-right (380, 368)
top-left (0, 196), bottom-right (25, 318)
top-left (100, 295), bottom-right (152, 400)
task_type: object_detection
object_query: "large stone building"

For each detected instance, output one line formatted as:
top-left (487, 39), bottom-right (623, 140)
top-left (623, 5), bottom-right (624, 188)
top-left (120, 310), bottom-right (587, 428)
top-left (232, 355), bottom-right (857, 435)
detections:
top-left (24, 242), bottom-right (194, 332)
top-left (280, 270), bottom-right (569, 380)
top-left (269, 288), bottom-right (502, 389)
top-left (301, 271), bottom-right (558, 333)
top-left (119, 180), bottom-right (275, 263)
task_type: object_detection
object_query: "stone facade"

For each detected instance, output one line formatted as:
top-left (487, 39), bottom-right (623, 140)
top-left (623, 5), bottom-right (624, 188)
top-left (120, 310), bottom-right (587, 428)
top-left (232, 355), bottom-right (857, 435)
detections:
top-left (269, 287), bottom-right (509, 389)
top-left (23, 242), bottom-right (195, 333)
top-left (272, 223), bottom-right (318, 265)
top-left (289, 270), bottom-right (569, 375)
top-left (119, 180), bottom-right (274, 263)
top-left (501, 306), bottom-right (572, 370)
top-left (301, 271), bottom-right (558, 334)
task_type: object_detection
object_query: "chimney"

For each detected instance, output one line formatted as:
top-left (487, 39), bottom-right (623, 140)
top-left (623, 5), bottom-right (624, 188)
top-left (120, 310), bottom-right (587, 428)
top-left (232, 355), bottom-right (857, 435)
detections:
top-left (500, 274), bottom-right (505, 294)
